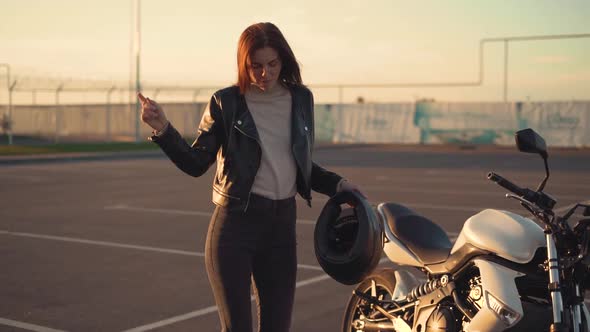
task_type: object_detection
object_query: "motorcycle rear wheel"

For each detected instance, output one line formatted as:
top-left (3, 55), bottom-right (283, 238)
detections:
top-left (342, 269), bottom-right (399, 332)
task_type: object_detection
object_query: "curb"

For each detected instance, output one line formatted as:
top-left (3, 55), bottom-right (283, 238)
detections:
top-left (2, 143), bottom-right (587, 166)
top-left (0, 150), bottom-right (166, 166)
top-left (0, 143), bottom-right (343, 166)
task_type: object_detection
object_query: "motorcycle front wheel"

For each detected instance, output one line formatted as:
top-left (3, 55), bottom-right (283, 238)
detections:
top-left (342, 269), bottom-right (399, 332)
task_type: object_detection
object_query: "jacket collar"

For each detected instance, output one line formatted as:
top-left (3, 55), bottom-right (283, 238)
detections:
top-left (289, 85), bottom-right (306, 124)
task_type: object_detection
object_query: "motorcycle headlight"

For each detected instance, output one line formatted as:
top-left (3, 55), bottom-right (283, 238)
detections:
top-left (485, 292), bottom-right (521, 326)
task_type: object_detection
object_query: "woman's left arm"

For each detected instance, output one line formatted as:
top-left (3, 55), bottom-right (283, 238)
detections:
top-left (310, 162), bottom-right (342, 197)
top-left (311, 163), bottom-right (367, 198)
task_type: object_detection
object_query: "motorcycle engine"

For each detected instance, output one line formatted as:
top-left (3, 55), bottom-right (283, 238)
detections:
top-left (425, 274), bottom-right (484, 332)
top-left (465, 275), bottom-right (484, 311)
top-left (425, 305), bottom-right (457, 332)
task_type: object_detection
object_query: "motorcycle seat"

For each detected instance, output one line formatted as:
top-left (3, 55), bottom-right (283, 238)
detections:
top-left (378, 203), bottom-right (452, 265)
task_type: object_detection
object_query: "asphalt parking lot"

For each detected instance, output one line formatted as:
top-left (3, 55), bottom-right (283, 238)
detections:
top-left (1, 144), bottom-right (589, 331)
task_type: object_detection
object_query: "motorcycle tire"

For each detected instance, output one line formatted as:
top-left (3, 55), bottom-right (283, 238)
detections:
top-left (341, 269), bottom-right (399, 332)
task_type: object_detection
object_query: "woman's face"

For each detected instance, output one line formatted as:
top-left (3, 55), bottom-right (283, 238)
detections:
top-left (248, 47), bottom-right (282, 91)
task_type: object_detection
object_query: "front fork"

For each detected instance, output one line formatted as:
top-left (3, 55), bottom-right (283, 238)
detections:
top-left (546, 231), bottom-right (588, 332)
top-left (546, 231), bottom-right (565, 328)
top-left (574, 285), bottom-right (583, 332)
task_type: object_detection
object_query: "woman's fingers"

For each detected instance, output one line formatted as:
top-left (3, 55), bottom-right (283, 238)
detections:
top-left (138, 93), bottom-right (166, 130)
top-left (138, 93), bottom-right (159, 109)
top-left (137, 93), bottom-right (148, 105)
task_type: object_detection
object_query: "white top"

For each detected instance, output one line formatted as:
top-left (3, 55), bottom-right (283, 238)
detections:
top-left (245, 84), bottom-right (298, 200)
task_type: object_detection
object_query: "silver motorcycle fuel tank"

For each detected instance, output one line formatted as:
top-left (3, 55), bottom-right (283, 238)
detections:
top-left (451, 210), bottom-right (546, 331)
top-left (451, 209), bottom-right (545, 263)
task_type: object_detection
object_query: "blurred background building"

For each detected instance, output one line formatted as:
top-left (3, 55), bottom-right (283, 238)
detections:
top-left (1, 0), bottom-right (589, 146)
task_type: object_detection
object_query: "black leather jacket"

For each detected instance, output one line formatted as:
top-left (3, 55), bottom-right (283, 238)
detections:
top-left (150, 84), bottom-right (342, 211)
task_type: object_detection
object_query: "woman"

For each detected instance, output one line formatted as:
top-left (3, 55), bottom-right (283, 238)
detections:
top-left (139, 22), bottom-right (364, 332)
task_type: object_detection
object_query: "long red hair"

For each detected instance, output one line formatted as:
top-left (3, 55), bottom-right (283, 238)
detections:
top-left (236, 22), bottom-right (302, 94)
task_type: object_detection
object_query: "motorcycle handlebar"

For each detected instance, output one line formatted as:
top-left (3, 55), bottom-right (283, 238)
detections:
top-left (487, 172), bottom-right (527, 197)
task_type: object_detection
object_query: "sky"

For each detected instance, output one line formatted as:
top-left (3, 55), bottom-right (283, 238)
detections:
top-left (1, 0), bottom-right (589, 103)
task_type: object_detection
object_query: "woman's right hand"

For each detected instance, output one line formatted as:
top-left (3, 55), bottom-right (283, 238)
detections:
top-left (138, 92), bottom-right (169, 132)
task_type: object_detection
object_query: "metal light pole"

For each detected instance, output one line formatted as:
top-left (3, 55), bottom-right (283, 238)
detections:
top-left (106, 86), bottom-right (117, 141)
top-left (133, 0), bottom-right (142, 142)
top-left (8, 80), bottom-right (16, 145)
top-left (503, 40), bottom-right (509, 103)
top-left (55, 84), bottom-right (64, 143)
top-left (0, 64), bottom-right (12, 145)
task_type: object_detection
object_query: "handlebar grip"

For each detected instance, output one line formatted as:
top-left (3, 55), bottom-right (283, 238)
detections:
top-left (487, 172), bottom-right (526, 196)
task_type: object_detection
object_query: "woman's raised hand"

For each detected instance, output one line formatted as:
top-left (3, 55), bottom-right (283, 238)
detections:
top-left (138, 93), bottom-right (169, 132)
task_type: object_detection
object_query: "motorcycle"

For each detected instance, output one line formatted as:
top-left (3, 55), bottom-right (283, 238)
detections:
top-left (339, 128), bottom-right (590, 332)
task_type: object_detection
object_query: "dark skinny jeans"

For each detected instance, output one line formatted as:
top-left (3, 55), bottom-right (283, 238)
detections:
top-left (205, 193), bottom-right (297, 332)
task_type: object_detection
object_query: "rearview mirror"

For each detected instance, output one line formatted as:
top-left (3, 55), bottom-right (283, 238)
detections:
top-left (515, 128), bottom-right (548, 159)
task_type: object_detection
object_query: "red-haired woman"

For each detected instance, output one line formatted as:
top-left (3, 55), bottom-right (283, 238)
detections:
top-left (139, 22), bottom-right (364, 332)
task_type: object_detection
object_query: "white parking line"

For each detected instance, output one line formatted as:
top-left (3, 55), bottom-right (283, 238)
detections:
top-left (0, 317), bottom-right (66, 332)
top-left (104, 205), bottom-right (317, 225)
top-left (105, 205), bottom-right (471, 230)
top-left (311, 197), bottom-right (512, 213)
top-left (0, 230), bottom-right (205, 257)
top-left (106, 202), bottom-right (507, 217)
top-left (122, 273), bottom-right (335, 332)
top-left (121, 308), bottom-right (218, 332)
top-left (105, 204), bottom-right (213, 217)
top-left (362, 185), bottom-right (587, 201)
top-left (297, 263), bottom-right (324, 271)
top-left (294, 274), bottom-right (332, 288)
top-left (373, 173), bottom-right (590, 190)
top-left (0, 230), bottom-right (321, 271)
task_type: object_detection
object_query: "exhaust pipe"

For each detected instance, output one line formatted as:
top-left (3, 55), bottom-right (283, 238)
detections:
top-left (352, 319), bottom-right (396, 331)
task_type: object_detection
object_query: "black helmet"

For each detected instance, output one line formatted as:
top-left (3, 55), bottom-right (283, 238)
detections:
top-left (314, 190), bottom-right (383, 285)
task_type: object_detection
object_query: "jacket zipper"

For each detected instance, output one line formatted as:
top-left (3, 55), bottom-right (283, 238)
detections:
top-left (234, 124), bottom-right (261, 212)
top-left (292, 105), bottom-right (313, 204)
